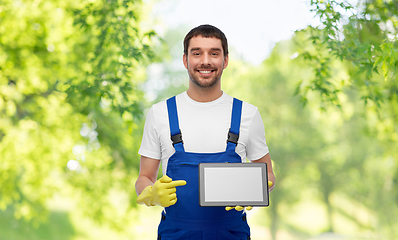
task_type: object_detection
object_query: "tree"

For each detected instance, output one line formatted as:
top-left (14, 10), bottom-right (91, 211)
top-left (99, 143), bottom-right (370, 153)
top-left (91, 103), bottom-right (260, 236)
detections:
top-left (295, 3), bottom-right (398, 237)
top-left (0, 0), bottom-right (158, 230)
top-left (297, 0), bottom-right (398, 111)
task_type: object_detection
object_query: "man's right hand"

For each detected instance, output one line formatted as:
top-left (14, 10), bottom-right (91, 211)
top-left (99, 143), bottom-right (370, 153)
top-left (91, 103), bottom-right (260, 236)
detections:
top-left (137, 175), bottom-right (186, 207)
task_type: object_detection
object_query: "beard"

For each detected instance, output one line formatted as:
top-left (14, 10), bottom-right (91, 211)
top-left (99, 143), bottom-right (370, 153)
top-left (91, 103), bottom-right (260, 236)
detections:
top-left (187, 65), bottom-right (224, 89)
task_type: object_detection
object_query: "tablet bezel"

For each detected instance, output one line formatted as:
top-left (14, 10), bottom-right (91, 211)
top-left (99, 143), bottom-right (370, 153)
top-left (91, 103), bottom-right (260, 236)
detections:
top-left (199, 162), bottom-right (269, 207)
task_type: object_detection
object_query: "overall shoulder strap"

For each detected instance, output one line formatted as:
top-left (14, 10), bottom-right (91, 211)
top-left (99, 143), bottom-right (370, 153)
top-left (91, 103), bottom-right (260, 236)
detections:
top-left (226, 98), bottom-right (243, 151)
top-left (166, 96), bottom-right (185, 152)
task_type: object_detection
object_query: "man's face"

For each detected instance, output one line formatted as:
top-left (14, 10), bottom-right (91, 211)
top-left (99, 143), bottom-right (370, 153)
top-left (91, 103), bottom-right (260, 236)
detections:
top-left (183, 36), bottom-right (228, 89)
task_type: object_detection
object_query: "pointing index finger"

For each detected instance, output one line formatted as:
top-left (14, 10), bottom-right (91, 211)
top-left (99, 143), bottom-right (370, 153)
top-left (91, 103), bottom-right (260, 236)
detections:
top-left (167, 180), bottom-right (187, 188)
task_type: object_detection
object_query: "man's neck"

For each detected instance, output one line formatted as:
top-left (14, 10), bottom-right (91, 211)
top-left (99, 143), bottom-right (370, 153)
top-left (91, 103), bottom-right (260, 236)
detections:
top-left (186, 84), bottom-right (223, 103)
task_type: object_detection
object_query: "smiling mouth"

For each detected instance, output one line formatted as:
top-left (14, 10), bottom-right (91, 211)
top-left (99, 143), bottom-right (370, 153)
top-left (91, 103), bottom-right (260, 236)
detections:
top-left (197, 69), bottom-right (215, 74)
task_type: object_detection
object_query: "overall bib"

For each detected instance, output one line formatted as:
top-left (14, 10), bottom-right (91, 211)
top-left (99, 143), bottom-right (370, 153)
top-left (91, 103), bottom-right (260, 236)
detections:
top-left (157, 96), bottom-right (251, 240)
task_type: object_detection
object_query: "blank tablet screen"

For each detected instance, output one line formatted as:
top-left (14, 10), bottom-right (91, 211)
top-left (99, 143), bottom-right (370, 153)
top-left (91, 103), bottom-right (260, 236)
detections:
top-left (199, 163), bottom-right (269, 207)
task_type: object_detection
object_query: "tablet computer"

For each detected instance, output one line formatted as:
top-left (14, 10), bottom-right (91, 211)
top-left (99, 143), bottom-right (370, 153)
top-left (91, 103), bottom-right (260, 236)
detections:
top-left (199, 163), bottom-right (269, 207)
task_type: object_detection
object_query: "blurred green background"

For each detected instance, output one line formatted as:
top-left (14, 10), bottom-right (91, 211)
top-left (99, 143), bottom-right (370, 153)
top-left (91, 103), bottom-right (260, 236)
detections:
top-left (1, 0), bottom-right (397, 239)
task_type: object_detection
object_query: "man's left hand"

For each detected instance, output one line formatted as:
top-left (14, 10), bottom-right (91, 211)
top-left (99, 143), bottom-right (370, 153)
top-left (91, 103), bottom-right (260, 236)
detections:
top-left (225, 206), bottom-right (253, 211)
top-left (225, 181), bottom-right (274, 211)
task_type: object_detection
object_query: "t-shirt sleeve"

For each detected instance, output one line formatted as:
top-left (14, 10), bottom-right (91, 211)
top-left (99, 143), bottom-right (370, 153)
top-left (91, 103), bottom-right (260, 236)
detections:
top-left (246, 110), bottom-right (269, 161)
top-left (138, 106), bottom-right (162, 160)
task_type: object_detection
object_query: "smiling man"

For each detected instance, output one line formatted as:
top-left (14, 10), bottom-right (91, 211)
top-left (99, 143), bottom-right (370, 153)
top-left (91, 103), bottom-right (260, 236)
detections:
top-left (185, 35), bottom-right (227, 88)
top-left (135, 24), bottom-right (275, 240)
top-left (183, 27), bottom-right (229, 102)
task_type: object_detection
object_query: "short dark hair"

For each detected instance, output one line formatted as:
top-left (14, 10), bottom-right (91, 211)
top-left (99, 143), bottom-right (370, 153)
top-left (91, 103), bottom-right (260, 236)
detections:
top-left (183, 24), bottom-right (229, 57)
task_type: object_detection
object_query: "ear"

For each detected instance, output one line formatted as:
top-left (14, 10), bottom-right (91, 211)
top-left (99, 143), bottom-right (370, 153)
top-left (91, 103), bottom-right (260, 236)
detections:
top-left (183, 54), bottom-right (188, 69)
top-left (223, 54), bottom-right (229, 69)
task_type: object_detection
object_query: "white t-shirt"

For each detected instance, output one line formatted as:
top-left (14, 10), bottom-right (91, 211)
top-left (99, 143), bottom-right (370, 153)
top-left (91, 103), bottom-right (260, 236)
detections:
top-left (139, 91), bottom-right (269, 175)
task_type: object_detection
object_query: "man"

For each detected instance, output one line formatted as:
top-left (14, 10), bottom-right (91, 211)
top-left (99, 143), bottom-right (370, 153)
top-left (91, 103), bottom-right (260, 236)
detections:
top-left (135, 24), bottom-right (275, 240)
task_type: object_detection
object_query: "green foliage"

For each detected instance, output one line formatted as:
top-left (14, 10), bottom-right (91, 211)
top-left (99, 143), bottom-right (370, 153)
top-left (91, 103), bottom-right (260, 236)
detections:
top-left (294, 4), bottom-right (398, 237)
top-left (0, 0), bottom-right (158, 231)
top-left (65, 0), bottom-right (156, 115)
top-left (0, 207), bottom-right (75, 240)
top-left (298, 0), bottom-right (398, 112)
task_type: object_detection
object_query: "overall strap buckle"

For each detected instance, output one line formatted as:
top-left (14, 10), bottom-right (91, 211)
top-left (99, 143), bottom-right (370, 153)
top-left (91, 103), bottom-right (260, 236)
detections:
top-left (171, 132), bottom-right (183, 146)
top-left (227, 130), bottom-right (239, 145)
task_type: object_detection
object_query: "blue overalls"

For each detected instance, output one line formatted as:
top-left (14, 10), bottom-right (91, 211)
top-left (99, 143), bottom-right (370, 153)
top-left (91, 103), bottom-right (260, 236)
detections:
top-left (157, 96), bottom-right (251, 240)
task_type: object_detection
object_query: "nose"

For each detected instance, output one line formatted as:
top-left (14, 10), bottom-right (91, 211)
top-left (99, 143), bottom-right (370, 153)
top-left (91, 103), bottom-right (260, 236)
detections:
top-left (201, 53), bottom-right (211, 66)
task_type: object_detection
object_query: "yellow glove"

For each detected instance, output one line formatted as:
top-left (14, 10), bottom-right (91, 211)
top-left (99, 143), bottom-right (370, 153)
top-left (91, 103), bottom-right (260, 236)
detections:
top-left (225, 181), bottom-right (274, 211)
top-left (225, 206), bottom-right (253, 211)
top-left (268, 180), bottom-right (275, 192)
top-left (137, 175), bottom-right (186, 207)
